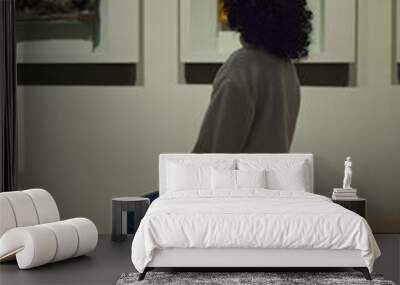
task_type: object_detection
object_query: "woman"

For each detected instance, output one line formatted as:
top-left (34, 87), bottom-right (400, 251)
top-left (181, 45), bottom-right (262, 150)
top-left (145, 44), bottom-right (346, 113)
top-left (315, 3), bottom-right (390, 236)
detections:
top-left (193, 0), bottom-right (313, 153)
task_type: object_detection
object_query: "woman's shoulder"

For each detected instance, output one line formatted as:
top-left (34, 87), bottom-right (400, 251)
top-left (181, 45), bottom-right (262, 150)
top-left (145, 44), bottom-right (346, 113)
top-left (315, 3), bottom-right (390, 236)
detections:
top-left (230, 48), bottom-right (289, 74)
top-left (225, 47), bottom-right (259, 67)
top-left (217, 48), bottom-right (256, 77)
top-left (216, 47), bottom-right (285, 83)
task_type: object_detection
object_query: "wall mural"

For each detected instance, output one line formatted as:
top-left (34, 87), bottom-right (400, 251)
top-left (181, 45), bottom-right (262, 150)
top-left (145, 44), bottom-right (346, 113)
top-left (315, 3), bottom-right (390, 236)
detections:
top-left (16, 0), bottom-right (98, 21)
top-left (15, 0), bottom-right (140, 64)
top-left (217, 0), bottom-right (229, 31)
top-left (16, 0), bottom-right (100, 48)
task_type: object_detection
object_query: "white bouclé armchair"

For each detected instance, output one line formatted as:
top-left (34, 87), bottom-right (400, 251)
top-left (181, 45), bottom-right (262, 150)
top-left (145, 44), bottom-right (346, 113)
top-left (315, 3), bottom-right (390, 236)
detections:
top-left (0, 189), bottom-right (98, 269)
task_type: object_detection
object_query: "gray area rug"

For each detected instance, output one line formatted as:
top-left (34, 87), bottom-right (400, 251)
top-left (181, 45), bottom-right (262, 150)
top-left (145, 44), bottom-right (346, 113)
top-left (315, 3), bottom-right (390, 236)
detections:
top-left (116, 272), bottom-right (396, 285)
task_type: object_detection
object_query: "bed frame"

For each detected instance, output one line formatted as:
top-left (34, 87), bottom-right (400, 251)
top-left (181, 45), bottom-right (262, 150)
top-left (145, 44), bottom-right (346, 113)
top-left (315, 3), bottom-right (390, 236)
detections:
top-left (139, 154), bottom-right (371, 280)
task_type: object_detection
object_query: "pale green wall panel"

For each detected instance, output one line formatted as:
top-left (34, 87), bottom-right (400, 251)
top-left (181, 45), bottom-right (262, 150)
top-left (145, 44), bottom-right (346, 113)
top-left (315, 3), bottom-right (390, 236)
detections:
top-left (17, 0), bottom-right (400, 233)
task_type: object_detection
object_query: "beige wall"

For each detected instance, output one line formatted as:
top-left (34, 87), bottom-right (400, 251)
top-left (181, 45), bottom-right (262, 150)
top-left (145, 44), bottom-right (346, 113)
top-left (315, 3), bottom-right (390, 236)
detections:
top-left (17, 0), bottom-right (400, 233)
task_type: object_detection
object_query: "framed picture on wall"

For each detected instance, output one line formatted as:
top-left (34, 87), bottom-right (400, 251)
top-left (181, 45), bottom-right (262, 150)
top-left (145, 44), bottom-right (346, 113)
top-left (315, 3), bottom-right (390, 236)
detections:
top-left (397, 0), bottom-right (400, 64)
top-left (16, 0), bottom-right (140, 63)
top-left (180, 0), bottom-right (356, 63)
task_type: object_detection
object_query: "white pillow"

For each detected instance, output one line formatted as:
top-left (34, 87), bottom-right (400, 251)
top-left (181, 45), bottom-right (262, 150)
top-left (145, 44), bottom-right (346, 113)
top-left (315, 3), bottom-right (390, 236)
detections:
top-left (211, 168), bottom-right (267, 190)
top-left (166, 160), bottom-right (235, 192)
top-left (237, 169), bottom-right (267, 189)
top-left (237, 159), bottom-right (309, 191)
top-left (211, 168), bottom-right (236, 189)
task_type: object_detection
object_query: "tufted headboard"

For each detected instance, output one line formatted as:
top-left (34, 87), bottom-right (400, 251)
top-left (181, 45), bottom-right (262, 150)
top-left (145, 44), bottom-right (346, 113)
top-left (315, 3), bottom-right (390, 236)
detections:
top-left (159, 153), bottom-right (314, 195)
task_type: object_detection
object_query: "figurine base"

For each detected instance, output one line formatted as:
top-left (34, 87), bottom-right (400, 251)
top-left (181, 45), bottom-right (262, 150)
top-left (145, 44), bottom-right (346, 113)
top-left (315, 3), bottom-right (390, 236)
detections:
top-left (334, 188), bottom-right (357, 192)
top-left (332, 188), bottom-right (358, 200)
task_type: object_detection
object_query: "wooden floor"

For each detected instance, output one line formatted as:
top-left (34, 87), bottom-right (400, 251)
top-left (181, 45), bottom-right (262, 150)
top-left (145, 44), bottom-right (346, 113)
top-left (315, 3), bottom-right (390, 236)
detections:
top-left (0, 234), bottom-right (399, 285)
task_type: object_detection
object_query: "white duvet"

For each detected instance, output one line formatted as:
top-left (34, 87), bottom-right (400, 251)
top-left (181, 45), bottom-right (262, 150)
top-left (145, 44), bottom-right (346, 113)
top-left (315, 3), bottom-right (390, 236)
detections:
top-left (131, 190), bottom-right (380, 273)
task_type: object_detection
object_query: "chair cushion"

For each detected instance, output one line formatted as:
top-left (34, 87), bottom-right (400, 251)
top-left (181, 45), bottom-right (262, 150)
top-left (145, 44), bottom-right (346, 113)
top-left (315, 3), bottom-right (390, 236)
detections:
top-left (42, 221), bottom-right (79, 262)
top-left (0, 189), bottom-right (60, 238)
top-left (0, 196), bottom-right (17, 237)
top-left (23, 189), bottom-right (60, 224)
top-left (0, 226), bottom-right (57, 269)
top-left (0, 191), bottom-right (39, 228)
top-left (64, 218), bottom-right (98, 257)
top-left (0, 218), bottom-right (98, 269)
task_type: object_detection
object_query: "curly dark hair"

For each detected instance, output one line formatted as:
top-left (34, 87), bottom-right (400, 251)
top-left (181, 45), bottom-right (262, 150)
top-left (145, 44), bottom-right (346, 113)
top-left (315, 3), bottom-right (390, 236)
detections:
top-left (223, 0), bottom-right (313, 59)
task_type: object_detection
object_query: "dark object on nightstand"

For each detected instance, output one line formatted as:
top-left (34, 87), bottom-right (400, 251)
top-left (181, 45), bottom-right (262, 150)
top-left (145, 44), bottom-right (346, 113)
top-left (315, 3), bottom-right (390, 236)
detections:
top-left (332, 198), bottom-right (366, 218)
top-left (142, 191), bottom-right (159, 203)
top-left (112, 197), bottom-right (150, 242)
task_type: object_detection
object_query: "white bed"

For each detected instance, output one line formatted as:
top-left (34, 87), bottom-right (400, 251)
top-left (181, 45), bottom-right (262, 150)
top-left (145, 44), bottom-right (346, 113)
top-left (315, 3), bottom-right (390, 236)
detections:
top-left (131, 154), bottom-right (380, 280)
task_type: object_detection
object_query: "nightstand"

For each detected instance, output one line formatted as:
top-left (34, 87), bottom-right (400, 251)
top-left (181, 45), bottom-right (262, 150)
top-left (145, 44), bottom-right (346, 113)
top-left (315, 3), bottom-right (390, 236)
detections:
top-left (112, 197), bottom-right (150, 242)
top-left (332, 198), bottom-right (366, 218)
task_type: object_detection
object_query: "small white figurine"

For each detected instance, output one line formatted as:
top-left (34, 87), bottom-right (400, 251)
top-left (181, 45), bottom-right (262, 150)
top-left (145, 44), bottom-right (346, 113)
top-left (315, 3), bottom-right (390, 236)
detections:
top-left (342, 156), bottom-right (352, 189)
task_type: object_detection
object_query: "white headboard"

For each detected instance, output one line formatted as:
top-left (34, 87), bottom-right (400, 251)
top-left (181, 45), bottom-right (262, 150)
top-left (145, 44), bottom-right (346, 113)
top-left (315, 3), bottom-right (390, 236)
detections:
top-left (159, 153), bottom-right (314, 195)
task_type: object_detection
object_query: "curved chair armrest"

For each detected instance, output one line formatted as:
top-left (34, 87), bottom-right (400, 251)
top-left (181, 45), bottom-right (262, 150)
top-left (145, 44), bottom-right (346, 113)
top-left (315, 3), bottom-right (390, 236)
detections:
top-left (0, 226), bottom-right (57, 269)
top-left (0, 218), bottom-right (98, 269)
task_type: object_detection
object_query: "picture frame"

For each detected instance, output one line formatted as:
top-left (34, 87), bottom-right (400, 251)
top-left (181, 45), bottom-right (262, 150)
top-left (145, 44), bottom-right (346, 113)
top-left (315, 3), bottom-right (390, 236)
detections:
top-left (397, 0), bottom-right (400, 63)
top-left (17, 0), bottom-right (140, 63)
top-left (180, 0), bottom-right (356, 63)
